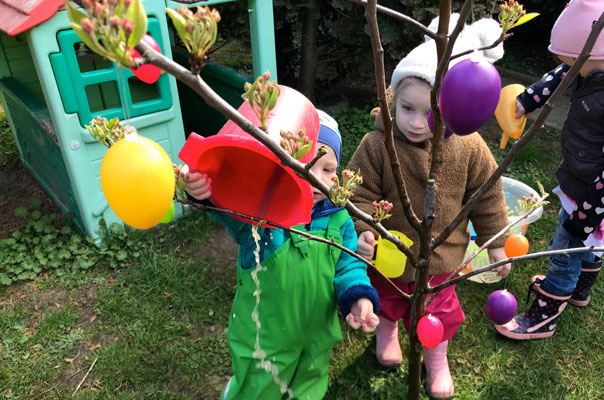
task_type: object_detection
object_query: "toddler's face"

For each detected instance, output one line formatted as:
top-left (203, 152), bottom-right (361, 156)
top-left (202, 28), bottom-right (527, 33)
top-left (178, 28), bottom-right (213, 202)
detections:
top-left (555, 54), bottom-right (604, 77)
top-left (309, 144), bottom-right (338, 204)
top-left (395, 81), bottom-right (432, 143)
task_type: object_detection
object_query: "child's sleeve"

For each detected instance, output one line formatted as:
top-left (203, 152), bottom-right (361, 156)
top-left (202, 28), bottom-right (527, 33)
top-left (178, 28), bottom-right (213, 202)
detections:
top-left (563, 173), bottom-right (604, 241)
top-left (334, 218), bottom-right (380, 317)
top-left (517, 63), bottom-right (570, 114)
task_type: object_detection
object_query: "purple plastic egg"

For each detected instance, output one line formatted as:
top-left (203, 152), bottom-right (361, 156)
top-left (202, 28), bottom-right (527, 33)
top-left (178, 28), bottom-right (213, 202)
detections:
top-left (427, 109), bottom-right (453, 138)
top-left (486, 289), bottom-right (517, 325)
top-left (439, 57), bottom-right (501, 135)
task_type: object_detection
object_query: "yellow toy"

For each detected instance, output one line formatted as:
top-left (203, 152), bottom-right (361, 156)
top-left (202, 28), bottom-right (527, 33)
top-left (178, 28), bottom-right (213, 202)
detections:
top-left (101, 134), bottom-right (175, 229)
top-left (373, 230), bottom-right (413, 278)
top-left (495, 84), bottom-right (528, 148)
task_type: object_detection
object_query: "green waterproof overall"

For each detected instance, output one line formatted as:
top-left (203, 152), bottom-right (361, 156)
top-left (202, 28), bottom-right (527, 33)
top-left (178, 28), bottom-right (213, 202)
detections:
top-left (222, 210), bottom-right (348, 400)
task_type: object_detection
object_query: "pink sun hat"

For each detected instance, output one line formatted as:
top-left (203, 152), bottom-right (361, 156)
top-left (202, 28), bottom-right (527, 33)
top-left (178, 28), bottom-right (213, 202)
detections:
top-left (549, 0), bottom-right (604, 60)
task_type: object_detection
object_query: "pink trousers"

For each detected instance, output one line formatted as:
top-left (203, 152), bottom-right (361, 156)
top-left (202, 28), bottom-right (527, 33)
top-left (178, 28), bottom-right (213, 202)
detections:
top-left (368, 270), bottom-right (465, 341)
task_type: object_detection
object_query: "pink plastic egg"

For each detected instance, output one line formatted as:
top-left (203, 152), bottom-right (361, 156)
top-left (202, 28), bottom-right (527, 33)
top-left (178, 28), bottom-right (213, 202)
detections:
top-left (439, 57), bottom-right (501, 135)
top-left (417, 313), bottom-right (444, 349)
top-left (486, 289), bottom-right (517, 325)
top-left (130, 34), bottom-right (162, 84)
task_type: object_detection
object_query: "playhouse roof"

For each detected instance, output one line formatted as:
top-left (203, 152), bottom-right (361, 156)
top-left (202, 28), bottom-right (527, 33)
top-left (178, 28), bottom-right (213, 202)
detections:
top-left (0, 0), bottom-right (64, 36)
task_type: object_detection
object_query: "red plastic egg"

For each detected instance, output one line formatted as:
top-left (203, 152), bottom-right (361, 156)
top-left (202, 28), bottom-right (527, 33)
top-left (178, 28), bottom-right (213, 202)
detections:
top-left (486, 289), bottom-right (517, 325)
top-left (439, 57), bottom-right (501, 135)
top-left (417, 314), bottom-right (444, 349)
top-left (131, 34), bottom-right (162, 84)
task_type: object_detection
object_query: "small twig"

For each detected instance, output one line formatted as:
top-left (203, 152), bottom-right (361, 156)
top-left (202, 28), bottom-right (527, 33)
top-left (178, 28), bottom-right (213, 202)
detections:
top-left (449, 33), bottom-right (511, 61)
top-left (347, 0), bottom-right (437, 40)
top-left (31, 368), bottom-right (85, 400)
top-left (446, 193), bottom-right (549, 281)
top-left (72, 357), bottom-right (98, 397)
top-left (427, 245), bottom-right (604, 293)
top-left (304, 145), bottom-right (327, 171)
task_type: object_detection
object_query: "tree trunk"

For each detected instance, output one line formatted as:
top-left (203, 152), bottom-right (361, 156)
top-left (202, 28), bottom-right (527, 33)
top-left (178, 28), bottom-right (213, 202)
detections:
top-left (298, 0), bottom-right (320, 101)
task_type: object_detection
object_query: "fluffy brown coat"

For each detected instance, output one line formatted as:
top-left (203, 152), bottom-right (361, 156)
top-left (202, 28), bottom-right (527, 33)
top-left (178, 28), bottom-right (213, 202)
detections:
top-left (347, 110), bottom-right (510, 282)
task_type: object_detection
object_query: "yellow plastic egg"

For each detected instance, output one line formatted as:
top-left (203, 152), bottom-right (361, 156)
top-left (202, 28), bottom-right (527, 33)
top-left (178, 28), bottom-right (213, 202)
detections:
top-left (372, 230), bottom-right (413, 278)
top-left (495, 84), bottom-right (528, 149)
top-left (100, 135), bottom-right (175, 229)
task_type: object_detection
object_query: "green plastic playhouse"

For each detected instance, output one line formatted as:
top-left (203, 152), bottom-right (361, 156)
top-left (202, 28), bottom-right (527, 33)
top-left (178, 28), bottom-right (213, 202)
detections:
top-left (0, 0), bottom-right (277, 238)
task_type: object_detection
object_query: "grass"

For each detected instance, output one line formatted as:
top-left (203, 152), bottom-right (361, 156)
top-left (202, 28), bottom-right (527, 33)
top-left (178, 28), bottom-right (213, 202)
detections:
top-left (3, 109), bottom-right (604, 399)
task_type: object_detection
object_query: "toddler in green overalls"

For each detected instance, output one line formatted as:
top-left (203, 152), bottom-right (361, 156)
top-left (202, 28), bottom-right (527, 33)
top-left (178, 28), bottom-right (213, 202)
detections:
top-left (185, 110), bottom-right (380, 399)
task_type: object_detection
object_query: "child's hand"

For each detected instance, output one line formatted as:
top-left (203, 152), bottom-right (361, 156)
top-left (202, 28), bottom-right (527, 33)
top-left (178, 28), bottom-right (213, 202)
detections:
top-left (346, 298), bottom-right (379, 332)
top-left (515, 99), bottom-right (526, 119)
top-left (185, 171), bottom-right (212, 201)
top-left (488, 247), bottom-right (511, 277)
top-left (357, 231), bottom-right (376, 260)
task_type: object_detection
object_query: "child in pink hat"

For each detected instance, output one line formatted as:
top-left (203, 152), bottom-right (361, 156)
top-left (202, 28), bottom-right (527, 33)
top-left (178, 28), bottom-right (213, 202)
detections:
top-left (496, 0), bottom-right (604, 340)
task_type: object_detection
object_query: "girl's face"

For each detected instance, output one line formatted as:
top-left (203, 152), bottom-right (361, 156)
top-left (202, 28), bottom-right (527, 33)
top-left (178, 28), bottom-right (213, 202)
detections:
top-left (395, 81), bottom-right (432, 143)
top-left (309, 144), bottom-right (338, 204)
top-left (555, 54), bottom-right (604, 77)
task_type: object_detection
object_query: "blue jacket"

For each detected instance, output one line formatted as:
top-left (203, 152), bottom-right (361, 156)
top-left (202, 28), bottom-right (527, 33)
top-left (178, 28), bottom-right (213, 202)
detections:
top-left (204, 198), bottom-right (379, 317)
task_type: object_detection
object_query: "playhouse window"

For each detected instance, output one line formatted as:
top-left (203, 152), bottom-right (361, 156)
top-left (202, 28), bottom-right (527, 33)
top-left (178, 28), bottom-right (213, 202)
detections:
top-left (85, 81), bottom-right (120, 113)
top-left (128, 77), bottom-right (159, 103)
top-left (73, 43), bottom-right (112, 73)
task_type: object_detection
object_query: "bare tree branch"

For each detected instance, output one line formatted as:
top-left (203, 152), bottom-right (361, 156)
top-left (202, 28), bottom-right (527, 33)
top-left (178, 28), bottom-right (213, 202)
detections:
top-left (449, 33), bottom-right (510, 61)
top-left (175, 198), bottom-right (412, 300)
top-left (348, 0), bottom-right (437, 40)
top-left (362, 0), bottom-right (422, 233)
top-left (134, 39), bottom-right (418, 265)
top-left (426, 245), bottom-right (604, 293)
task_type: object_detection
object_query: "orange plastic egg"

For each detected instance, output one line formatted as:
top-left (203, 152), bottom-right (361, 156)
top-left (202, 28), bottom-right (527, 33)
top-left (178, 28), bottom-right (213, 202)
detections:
top-left (504, 234), bottom-right (530, 258)
top-left (101, 135), bottom-right (175, 229)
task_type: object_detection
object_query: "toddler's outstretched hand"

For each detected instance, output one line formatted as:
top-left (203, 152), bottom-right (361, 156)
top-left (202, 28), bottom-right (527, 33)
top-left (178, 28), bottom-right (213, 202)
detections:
top-left (514, 99), bottom-right (526, 120)
top-left (488, 247), bottom-right (511, 277)
top-left (357, 231), bottom-right (376, 261)
top-left (185, 170), bottom-right (212, 201)
top-left (346, 298), bottom-right (379, 332)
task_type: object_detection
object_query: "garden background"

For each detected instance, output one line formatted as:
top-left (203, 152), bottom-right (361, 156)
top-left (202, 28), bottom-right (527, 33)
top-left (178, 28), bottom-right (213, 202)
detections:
top-left (2, 0), bottom-right (604, 399)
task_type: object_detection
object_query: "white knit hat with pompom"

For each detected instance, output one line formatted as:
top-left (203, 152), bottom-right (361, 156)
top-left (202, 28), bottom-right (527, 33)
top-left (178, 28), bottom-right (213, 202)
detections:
top-left (391, 14), bottom-right (504, 92)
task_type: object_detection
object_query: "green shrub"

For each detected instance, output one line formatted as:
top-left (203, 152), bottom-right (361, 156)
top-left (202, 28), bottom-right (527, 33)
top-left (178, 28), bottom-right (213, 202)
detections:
top-left (0, 107), bottom-right (19, 168)
top-left (0, 198), bottom-right (143, 286)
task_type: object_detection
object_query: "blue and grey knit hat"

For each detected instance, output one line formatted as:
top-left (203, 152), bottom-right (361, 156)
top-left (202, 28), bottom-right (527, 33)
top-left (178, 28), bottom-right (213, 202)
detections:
top-left (316, 109), bottom-right (342, 165)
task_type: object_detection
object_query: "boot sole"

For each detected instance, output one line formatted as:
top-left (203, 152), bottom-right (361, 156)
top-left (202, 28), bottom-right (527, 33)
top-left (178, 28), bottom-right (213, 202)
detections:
top-left (494, 324), bottom-right (555, 340)
top-left (569, 296), bottom-right (591, 307)
top-left (377, 359), bottom-right (402, 368)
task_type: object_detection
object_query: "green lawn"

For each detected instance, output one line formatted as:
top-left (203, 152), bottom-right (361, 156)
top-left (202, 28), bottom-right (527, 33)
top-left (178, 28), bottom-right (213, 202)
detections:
top-left (2, 109), bottom-right (604, 399)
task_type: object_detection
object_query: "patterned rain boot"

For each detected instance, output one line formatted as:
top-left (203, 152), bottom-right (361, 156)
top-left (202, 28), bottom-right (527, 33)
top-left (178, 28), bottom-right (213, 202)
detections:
top-left (495, 279), bottom-right (570, 340)
top-left (423, 340), bottom-right (454, 399)
top-left (569, 259), bottom-right (601, 307)
top-left (375, 316), bottom-right (402, 367)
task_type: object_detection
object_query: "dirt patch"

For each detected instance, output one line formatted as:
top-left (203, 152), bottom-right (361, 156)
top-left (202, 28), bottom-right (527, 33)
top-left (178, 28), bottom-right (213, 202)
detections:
top-left (195, 224), bottom-right (239, 275)
top-left (0, 163), bottom-right (61, 239)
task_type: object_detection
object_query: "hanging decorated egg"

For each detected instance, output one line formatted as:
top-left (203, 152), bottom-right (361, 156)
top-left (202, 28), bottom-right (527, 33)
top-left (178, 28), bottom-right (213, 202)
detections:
top-left (130, 34), bottom-right (162, 84)
top-left (504, 234), bottom-right (530, 258)
top-left (417, 313), bottom-right (444, 349)
top-left (439, 57), bottom-right (501, 135)
top-left (486, 289), bottom-right (517, 325)
top-left (427, 109), bottom-right (453, 138)
top-left (495, 84), bottom-right (528, 149)
top-left (101, 134), bottom-right (175, 229)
